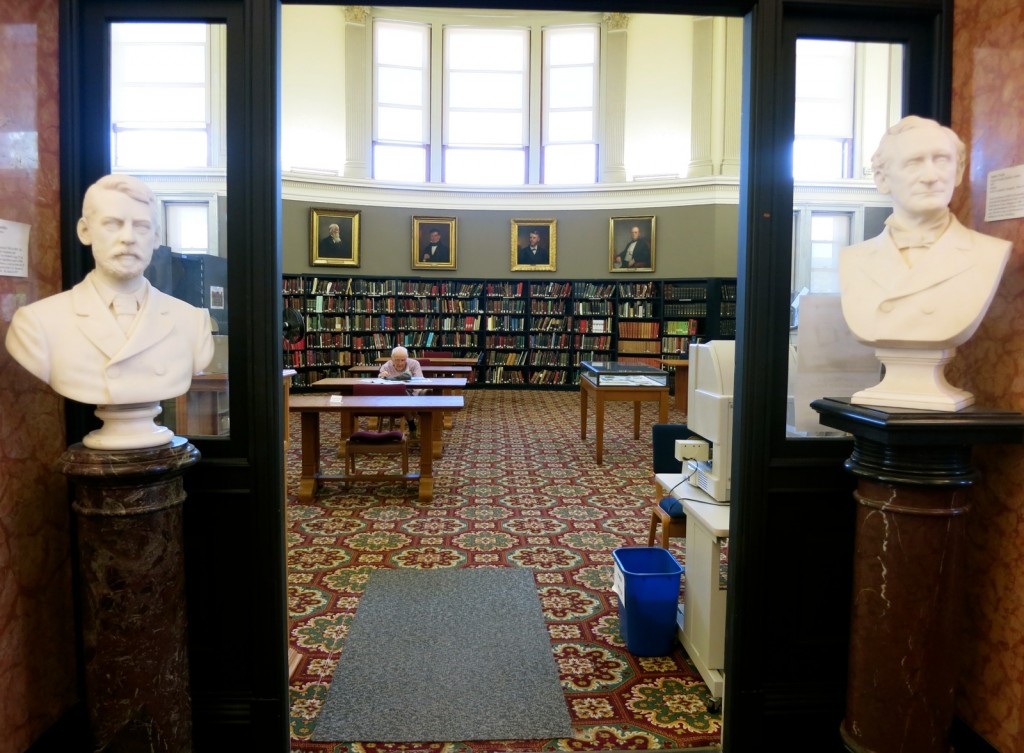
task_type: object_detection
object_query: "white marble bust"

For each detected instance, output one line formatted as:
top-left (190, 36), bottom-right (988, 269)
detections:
top-left (838, 116), bottom-right (1011, 411)
top-left (5, 174), bottom-right (215, 447)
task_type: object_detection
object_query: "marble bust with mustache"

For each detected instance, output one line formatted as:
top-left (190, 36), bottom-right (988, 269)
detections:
top-left (5, 174), bottom-right (214, 408)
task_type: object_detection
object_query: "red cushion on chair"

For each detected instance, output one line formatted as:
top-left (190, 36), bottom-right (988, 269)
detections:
top-left (349, 430), bottom-right (405, 442)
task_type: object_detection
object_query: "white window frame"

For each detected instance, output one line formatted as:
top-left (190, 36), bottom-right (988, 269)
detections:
top-left (371, 9), bottom-right (603, 186)
top-left (110, 22), bottom-right (227, 170)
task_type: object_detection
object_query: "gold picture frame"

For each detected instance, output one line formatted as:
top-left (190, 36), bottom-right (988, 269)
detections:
top-left (610, 215), bottom-right (656, 272)
top-left (510, 219), bottom-right (556, 272)
top-left (310, 208), bottom-right (360, 267)
top-left (412, 216), bottom-right (457, 270)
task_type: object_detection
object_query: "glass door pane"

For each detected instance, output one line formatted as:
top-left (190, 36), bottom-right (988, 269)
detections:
top-left (111, 21), bottom-right (229, 439)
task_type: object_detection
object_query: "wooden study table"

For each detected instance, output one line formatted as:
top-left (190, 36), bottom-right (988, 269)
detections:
top-left (370, 356), bottom-right (479, 383)
top-left (289, 394), bottom-right (464, 503)
top-left (659, 358), bottom-right (690, 412)
top-left (373, 355), bottom-right (479, 366)
top-left (311, 376), bottom-right (468, 432)
top-left (348, 364), bottom-right (475, 378)
top-left (579, 377), bottom-right (669, 464)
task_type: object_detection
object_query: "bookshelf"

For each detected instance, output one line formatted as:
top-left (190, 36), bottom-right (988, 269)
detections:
top-left (528, 281), bottom-right (573, 386)
top-left (616, 281), bottom-right (661, 368)
top-left (483, 281), bottom-right (528, 385)
top-left (282, 274), bottom-right (735, 390)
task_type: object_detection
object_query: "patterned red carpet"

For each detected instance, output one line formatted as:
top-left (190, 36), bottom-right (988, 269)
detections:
top-left (287, 388), bottom-right (723, 751)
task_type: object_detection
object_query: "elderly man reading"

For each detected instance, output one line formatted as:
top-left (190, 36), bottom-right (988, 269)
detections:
top-left (838, 116), bottom-right (1010, 410)
top-left (378, 346), bottom-right (425, 435)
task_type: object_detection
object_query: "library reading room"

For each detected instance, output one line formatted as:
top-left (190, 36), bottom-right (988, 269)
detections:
top-left (6, 3), bottom-right (1024, 753)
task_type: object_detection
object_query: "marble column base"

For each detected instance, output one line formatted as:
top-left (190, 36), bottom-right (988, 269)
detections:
top-left (839, 478), bottom-right (966, 753)
top-left (58, 436), bottom-right (199, 753)
top-left (811, 398), bottom-right (1024, 753)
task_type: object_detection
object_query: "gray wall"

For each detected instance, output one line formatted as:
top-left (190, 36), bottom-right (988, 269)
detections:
top-left (283, 199), bottom-right (739, 281)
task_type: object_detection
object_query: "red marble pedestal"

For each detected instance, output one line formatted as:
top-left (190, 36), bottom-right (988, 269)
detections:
top-left (57, 436), bottom-right (199, 753)
top-left (812, 398), bottom-right (1024, 753)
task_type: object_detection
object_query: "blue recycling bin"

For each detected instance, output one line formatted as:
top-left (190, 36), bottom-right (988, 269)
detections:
top-left (613, 546), bottom-right (683, 656)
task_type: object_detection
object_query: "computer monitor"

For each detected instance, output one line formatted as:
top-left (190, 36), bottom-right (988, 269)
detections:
top-left (686, 340), bottom-right (735, 502)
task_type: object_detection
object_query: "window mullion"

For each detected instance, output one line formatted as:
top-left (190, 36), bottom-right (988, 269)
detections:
top-left (429, 22), bottom-right (444, 183)
top-left (528, 22), bottom-right (542, 184)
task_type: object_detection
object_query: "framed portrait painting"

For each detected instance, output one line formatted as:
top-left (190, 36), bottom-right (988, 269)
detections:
top-left (412, 216), bottom-right (457, 270)
top-left (310, 208), bottom-right (360, 267)
top-left (511, 219), bottom-right (556, 272)
top-left (610, 215), bottom-right (656, 272)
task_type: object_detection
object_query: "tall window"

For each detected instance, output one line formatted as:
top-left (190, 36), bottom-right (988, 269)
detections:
top-left (110, 22), bottom-right (226, 169)
top-left (444, 26), bottom-right (529, 185)
top-left (792, 210), bottom-right (853, 295)
top-left (373, 17), bottom-right (600, 186)
top-left (793, 39), bottom-right (855, 180)
top-left (164, 202), bottom-right (211, 254)
top-left (373, 20), bottom-right (430, 183)
top-left (543, 26), bottom-right (599, 184)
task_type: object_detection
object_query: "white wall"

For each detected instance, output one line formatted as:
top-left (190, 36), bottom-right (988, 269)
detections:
top-left (281, 5), bottom-right (348, 174)
top-left (280, 7), bottom-right (697, 181)
top-left (623, 14), bottom-right (693, 180)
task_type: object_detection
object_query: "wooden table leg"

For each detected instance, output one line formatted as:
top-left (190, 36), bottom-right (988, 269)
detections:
top-left (430, 408), bottom-right (444, 458)
top-left (298, 412), bottom-right (321, 504)
top-left (580, 385), bottom-right (589, 440)
top-left (675, 365), bottom-right (689, 412)
top-left (659, 391), bottom-right (669, 423)
top-left (417, 411), bottom-right (435, 503)
top-left (633, 401), bottom-right (642, 440)
top-left (595, 393), bottom-right (605, 464)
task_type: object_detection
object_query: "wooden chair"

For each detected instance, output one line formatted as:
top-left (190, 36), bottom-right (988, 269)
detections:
top-left (648, 423), bottom-right (694, 547)
top-left (343, 384), bottom-right (410, 477)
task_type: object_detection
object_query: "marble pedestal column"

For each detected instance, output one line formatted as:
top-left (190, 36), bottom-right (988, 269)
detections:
top-left (811, 398), bottom-right (1024, 753)
top-left (57, 436), bottom-right (199, 753)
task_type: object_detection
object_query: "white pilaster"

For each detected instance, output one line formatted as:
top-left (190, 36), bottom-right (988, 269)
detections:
top-left (601, 13), bottom-right (628, 183)
top-left (344, 6), bottom-right (371, 179)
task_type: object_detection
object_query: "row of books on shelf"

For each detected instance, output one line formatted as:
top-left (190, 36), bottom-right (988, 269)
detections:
top-left (485, 367), bottom-right (526, 385)
top-left (485, 335), bottom-right (527, 349)
top-left (316, 315), bottom-right (484, 332)
top-left (573, 302), bottom-right (614, 315)
top-left (530, 300), bottom-right (567, 314)
top-left (486, 352), bottom-right (529, 366)
top-left (616, 282), bottom-right (659, 298)
top-left (617, 320), bottom-right (661, 338)
top-left (531, 316), bottom-right (570, 332)
top-left (486, 282), bottom-right (524, 297)
top-left (486, 299), bottom-right (526, 313)
top-left (484, 315), bottom-right (526, 331)
top-left (530, 369), bottom-right (573, 385)
top-left (665, 318), bottom-right (701, 335)
top-left (530, 282), bottom-right (574, 298)
top-left (302, 296), bottom-right (487, 314)
top-left (665, 302), bottom-right (709, 317)
top-left (617, 302), bottom-right (658, 318)
top-left (618, 340), bottom-right (662, 354)
top-left (285, 349), bottom-right (352, 368)
top-left (577, 318), bottom-right (611, 333)
top-left (664, 284), bottom-right (710, 301)
top-left (662, 335), bottom-right (704, 355)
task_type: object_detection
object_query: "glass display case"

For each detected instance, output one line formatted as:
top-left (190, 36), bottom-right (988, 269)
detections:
top-left (580, 361), bottom-right (668, 387)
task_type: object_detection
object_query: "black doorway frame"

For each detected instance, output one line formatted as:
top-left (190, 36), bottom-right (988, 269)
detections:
top-left (55, 0), bottom-right (952, 750)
